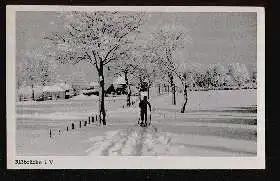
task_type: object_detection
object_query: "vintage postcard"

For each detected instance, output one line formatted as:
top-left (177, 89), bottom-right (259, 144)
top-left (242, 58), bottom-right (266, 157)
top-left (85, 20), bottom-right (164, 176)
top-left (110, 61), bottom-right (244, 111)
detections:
top-left (6, 6), bottom-right (265, 169)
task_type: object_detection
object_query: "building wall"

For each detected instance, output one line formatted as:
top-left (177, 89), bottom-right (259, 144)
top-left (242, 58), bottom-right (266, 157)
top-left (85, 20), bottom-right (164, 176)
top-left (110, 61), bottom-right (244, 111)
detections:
top-left (43, 91), bottom-right (65, 100)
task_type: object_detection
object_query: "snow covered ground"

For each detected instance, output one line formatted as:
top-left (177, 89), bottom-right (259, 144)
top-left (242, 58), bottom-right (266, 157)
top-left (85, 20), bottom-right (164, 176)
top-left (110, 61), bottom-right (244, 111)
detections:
top-left (16, 89), bottom-right (257, 156)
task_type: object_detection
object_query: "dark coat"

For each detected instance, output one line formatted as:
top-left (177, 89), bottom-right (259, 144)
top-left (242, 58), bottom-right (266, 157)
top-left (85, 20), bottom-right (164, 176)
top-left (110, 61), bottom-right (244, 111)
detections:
top-left (139, 99), bottom-right (151, 112)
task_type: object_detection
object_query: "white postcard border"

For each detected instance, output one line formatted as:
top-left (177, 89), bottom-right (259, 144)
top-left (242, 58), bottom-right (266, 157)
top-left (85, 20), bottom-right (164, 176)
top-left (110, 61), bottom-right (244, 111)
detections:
top-left (6, 5), bottom-right (265, 169)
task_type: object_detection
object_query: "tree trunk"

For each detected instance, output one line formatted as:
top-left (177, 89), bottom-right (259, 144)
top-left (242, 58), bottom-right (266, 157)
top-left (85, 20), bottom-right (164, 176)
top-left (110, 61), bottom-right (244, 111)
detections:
top-left (124, 71), bottom-right (131, 107)
top-left (31, 84), bottom-right (35, 101)
top-left (138, 87), bottom-right (141, 101)
top-left (181, 84), bottom-right (188, 113)
top-left (98, 63), bottom-right (106, 125)
top-left (147, 85), bottom-right (150, 99)
top-left (169, 74), bottom-right (176, 105)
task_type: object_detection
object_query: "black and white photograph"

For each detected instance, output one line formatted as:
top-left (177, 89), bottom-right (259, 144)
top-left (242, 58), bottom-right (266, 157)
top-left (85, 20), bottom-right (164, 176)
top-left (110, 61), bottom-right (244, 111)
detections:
top-left (6, 6), bottom-right (265, 169)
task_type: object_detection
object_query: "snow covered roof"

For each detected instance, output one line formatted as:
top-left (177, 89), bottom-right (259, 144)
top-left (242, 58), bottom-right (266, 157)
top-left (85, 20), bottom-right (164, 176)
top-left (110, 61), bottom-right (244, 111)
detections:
top-left (113, 76), bottom-right (126, 85)
top-left (57, 83), bottom-right (72, 90)
top-left (43, 85), bottom-right (64, 92)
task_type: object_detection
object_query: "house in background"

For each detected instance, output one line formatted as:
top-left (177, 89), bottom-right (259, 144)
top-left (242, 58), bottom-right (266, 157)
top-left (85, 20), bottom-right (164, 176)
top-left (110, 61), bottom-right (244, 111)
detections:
top-left (106, 84), bottom-right (115, 95)
top-left (17, 83), bottom-right (76, 101)
top-left (154, 83), bottom-right (171, 95)
top-left (57, 82), bottom-right (74, 99)
top-left (89, 81), bottom-right (99, 89)
top-left (81, 81), bottom-right (99, 96)
top-left (17, 85), bottom-right (44, 101)
top-left (113, 76), bottom-right (127, 95)
top-left (42, 85), bottom-right (65, 100)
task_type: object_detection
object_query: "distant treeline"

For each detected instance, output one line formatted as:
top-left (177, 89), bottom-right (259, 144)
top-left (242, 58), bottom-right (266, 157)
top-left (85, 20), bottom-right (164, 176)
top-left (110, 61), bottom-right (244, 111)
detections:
top-left (177, 62), bottom-right (256, 90)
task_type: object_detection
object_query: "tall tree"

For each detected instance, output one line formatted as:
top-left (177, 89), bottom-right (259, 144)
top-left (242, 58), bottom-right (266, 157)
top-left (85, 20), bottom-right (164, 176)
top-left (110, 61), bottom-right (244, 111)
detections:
top-left (44, 11), bottom-right (145, 125)
top-left (150, 27), bottom-right (186, 105)
top-left (111, 34), bottom-right (160, 102)
top-left (133, 38), bottom-right (161, 100)
top-left (175, 63), bottom-right (203, 113)
top-left (110, 38), bottom-right (143, 106)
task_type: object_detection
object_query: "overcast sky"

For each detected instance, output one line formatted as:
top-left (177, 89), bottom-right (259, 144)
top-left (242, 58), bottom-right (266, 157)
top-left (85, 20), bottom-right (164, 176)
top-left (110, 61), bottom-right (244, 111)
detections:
top-left (16, 11), bottom-right (257, 85)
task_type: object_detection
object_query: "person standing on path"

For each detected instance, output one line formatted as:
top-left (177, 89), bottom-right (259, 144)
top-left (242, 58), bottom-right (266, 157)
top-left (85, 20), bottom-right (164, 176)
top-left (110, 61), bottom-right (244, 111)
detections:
top-left (139, 96), bottom-right (152, 126)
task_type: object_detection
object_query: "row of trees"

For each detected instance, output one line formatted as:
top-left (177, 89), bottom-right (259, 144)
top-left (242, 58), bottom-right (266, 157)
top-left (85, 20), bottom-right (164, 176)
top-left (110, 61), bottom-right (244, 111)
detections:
top-left (180, 62), bottom-right (253, 89)
top-left (40, 11), bottom-right (255, 125)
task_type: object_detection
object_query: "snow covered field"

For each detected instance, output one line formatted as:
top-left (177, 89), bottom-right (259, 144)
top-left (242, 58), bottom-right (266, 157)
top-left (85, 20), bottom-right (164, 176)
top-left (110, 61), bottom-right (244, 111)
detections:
top-left (16, 89), bottom-right (257, 156)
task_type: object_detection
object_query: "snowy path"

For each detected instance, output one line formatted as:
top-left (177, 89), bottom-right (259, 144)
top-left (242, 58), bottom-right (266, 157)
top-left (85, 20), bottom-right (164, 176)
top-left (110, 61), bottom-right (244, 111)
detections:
top-left (86, 125), bottom-right (156, 156)
top-left (85, 124), bottom-right (177, 156)
top-left (85, 123), bottom-right (256, 156)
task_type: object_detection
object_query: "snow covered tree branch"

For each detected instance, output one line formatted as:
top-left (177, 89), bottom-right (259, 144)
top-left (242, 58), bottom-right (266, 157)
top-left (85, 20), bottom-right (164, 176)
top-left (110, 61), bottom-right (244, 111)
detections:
top-left (43, 11), bottom-right (146, 125)
top-left (149, 26), bottom-right (187, 105)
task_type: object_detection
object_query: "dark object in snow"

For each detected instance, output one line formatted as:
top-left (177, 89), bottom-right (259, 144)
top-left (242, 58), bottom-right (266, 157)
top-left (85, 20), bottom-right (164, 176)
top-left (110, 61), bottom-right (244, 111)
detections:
top-left (67, 126), bottom-right (69, 131)
top-left (84, 121), bottom-right (87, 126)
top-left (106, 84), bottom-right (115, 94)
top-left (49, 129), bottom-right (52, 138)
top-left (154, 127), bottom-right (157, 132)
top-left (92, 116), bottom-right (94, 122)
top-left (253, 130), bottom-right (257, 136)
top-left (80, 121), bottom-right (82, 128)
top-left (139, 96), bottom-right (151, 125)
top-left (72, 123), bottom-right (75, 129)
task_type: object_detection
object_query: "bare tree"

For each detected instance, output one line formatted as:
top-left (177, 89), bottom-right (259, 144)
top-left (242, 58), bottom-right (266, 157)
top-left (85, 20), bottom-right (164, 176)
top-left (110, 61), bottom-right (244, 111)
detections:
top-left (43, 11), bottom-right (145, 125)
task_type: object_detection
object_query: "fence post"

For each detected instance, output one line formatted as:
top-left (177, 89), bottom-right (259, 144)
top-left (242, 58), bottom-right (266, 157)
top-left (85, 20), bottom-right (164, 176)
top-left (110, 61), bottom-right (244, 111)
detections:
top-left (72, 123), bottom-right (75, 130)
top-left (49, 129), bottom-right (52, 138)
top-left (80, 121), bottom-right (82, 128)
top-left (88, 117), bottom-right (91, 124)
top-left (92, 116), bottom-right (94, 123)
top-left (84, 121), bottom-right (87, 126)
top-left (67, 126), bottom-right (69, 131)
